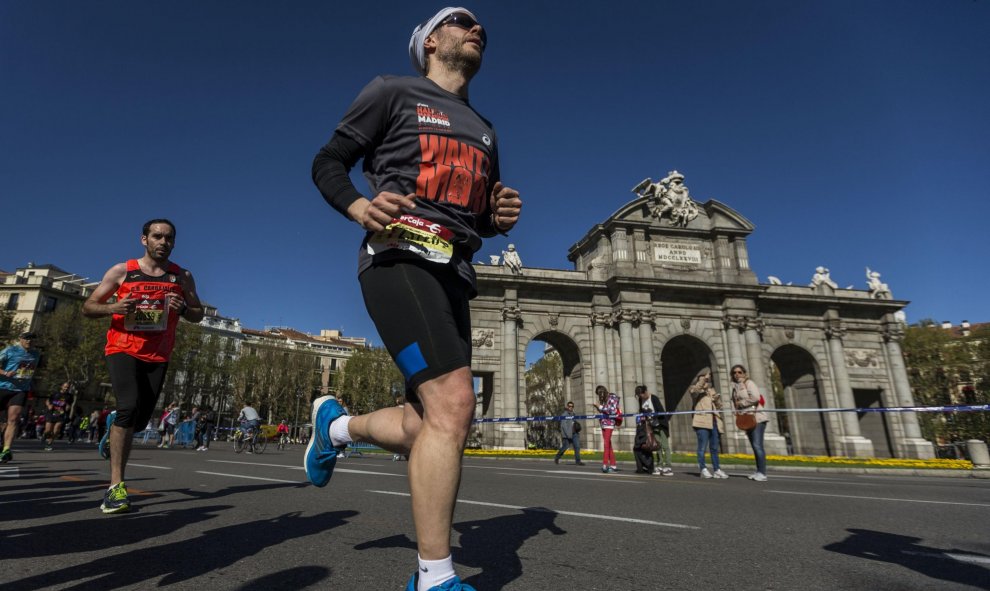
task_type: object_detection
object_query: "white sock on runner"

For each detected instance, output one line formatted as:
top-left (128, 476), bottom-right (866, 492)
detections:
top-left (417, 554), bottom-right (456, 591)
top-left (328, 415), bottom-right (353, 447)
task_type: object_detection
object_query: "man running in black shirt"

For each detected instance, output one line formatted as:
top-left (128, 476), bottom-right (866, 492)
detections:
top-left (309, 8), bottom-right (521, 591)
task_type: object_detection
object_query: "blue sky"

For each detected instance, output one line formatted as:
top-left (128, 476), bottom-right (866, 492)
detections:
top-left (2, 1), bottom-right (988, 360)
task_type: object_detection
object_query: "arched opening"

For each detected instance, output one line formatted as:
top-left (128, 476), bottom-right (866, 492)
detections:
top-left (524, 331), bottom-right (583, 450)
top-left (771, 344), bottom-right (831, 456)
top-left (660, 335), bottom-right (719, 452)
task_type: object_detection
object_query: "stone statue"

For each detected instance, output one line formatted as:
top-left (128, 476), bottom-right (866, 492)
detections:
top-left (502, 244), bottom-right (523, 275)
top-left (768, 276), bottom-right (783, 285)
top-left (632, 169), bottom-right (700, 228)
top-left (866, 267), bottom-right (892, 299)
top-left (810, 266), bottom-right (838, 289)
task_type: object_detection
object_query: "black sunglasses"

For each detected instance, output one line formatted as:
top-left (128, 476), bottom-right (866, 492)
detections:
top-left (440, 13), bottom-right (487, 48)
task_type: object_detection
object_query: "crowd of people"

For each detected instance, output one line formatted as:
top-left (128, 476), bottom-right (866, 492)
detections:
top-left (547, 373), bottom-right (771, 482)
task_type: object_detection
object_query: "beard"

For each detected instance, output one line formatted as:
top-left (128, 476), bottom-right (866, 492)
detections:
top-left (435, 35), bottom-right (482, 78)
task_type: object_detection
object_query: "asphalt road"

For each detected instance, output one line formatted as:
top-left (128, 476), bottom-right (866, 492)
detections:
top-left (2, 439), bottom-right (988, 591)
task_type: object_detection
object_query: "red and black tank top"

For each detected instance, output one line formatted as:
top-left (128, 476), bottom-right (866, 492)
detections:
top-left (104, 259), bottom-right (185, 362)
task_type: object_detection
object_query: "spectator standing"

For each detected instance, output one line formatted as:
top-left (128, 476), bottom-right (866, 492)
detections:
top-left (553, 401), bottom-right (584, 465)
top-left (637, 385), bottom-right (673, 476)
top-left (592, 385), bottom-right (621, 473)
top-left (197, 406), bottom-right (215, 451)
top-left (68, 412), bottom-right (84, 444)
top-left (731, 364), bottom-right (770, 482)
top-left (160, 402), bottom-right (179, 449)
top-left (88, 408), bottom-right (101, 443)
top-left (689, 368), bottom-right (728, 479)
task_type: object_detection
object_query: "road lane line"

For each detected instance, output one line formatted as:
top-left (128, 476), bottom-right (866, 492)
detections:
top-left (206, 459), bottom-right (404, 477)
top-left (0, 467), bottom-right (18, 478)
top-left (128, 463), bottom-right (172, 470)
top-left (497, 472), bottom-right (645, 484)
top-left (769, 490), bottom-right (990, 507)
top-left (196, 471), bottom-right (299, 484)
top-left (903, 550), bottom-right (990, 566)
top-left (367, 490), bottom-right (700, 529)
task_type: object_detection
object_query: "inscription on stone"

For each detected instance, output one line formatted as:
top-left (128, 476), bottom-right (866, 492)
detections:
top-left (654, 241), bottom-right (702, 265)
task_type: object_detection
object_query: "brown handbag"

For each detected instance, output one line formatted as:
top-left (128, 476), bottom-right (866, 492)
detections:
top-left (641, 422), bottom-right (660, 451)
top-left (735, 413), bottom-right (757, 431)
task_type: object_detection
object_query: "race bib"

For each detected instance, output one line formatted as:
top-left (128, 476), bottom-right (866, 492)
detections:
top-left (14, 363), bottom-right (35, 380)
top-left (124, 295), bottom-right (169, 332)
top-left (366, 215), bottom-right (454, 264)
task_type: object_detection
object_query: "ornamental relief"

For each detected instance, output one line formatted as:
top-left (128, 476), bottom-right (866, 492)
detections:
top-left (845, 348), bottom-right (883, 369)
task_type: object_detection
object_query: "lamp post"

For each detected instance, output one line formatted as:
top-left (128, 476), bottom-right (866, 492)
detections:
top-left (294, 388), bottom-right (303, 440)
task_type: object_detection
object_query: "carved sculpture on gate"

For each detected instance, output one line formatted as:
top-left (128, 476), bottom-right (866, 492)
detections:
top-left (632, 170), bottom-right (700, 228)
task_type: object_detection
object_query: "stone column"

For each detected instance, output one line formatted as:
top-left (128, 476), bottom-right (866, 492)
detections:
top-left (722, 315), bottom-right (746, 368)
top-left (637, 312), bottom-right (658, 397)
top-left (741, 316), bottom-right (786, 454)
top-left (591, 313), bottom-right (610, 391)
top-left (500, 306), bottom-right (525, 448)
top-left (618, 310), bottom-right (638, 412)
top-left (883, 322), bottom-right (934, 458)
top-left (825, 319), bottom-right (874, 457)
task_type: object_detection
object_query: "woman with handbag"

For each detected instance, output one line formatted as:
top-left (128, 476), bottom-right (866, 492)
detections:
top-left (731, 364), bottom-right (769, 481)
top-left (592, 385), bottom-right (620, 473)
top-left (689, 368), bottom-right (728, 479)
top-left (633, 386), bottom-right (663, 474)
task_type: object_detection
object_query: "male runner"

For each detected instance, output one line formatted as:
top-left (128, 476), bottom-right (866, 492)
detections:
top-left (0, 332), bottom-right (41, 463)
top-left (310, 8), bottom-right (521, 591)
top-left (83, 219), bottom-right (203, 513)
top-left (43, 381), bottom-right (74, 451)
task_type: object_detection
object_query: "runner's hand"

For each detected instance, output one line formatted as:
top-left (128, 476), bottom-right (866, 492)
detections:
top-left (350, 192), bottom-right (416, 232)
top-left (107, 297), bottom-right (137, 315)
top-left (490, 182), bottom-right (521, 232)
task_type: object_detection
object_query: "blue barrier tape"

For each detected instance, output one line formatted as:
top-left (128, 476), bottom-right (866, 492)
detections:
top-left (470, 404), bottom-right (990, 425)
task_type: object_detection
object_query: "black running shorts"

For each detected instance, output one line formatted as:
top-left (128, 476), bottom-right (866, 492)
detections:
top-left (0, 388), bottom-right (27, 410)
top-left (359, 259), bottom-right (472, 403)
top-left (105, 353), bottom-right (168, 429)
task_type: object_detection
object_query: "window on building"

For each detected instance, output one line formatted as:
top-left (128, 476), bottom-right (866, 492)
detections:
top-left (6, 294), bottom-right (19, 310)
top-left (42, 296), bottom-right (58, 313)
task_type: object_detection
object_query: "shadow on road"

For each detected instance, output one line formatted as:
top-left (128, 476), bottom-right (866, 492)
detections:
top-left (4, 510), bottom-right (356, 590)
top-left (234, 565), bottom-right (332, 591)
top-left (823, 528), bottom-right (989, 588)
top-left (354, 506), bottom-right (565, 589)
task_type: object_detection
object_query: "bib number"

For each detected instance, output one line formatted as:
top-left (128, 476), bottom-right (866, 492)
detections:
top-left (366, 215), bottom-right (454, 264)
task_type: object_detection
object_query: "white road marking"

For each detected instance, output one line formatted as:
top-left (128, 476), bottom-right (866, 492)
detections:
top-left (368, 490), bottom-right (700, 530)
top-left (0, 466), bottom-right (18, 478)
top-left (196, 471), bottom-right (299, 484)
top-left (128, 463), bottom-right (172, 470)
top-left (497, 472), bottom-right (645, 484)
top-left (206, 459), bottom-right (403, 478)
top-left (769, 490), bottom-right (990, 507)
top-left (904, 550), bottom-right (990, 566)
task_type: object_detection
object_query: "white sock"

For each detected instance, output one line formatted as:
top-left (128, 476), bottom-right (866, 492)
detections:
top-left (417, 555), bottom-right (456, 591)
top-left (328, 415), bottom-right (353, 447)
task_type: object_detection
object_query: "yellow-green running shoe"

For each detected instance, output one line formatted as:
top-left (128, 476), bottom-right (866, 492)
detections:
top-left (100, 482), bottom-right (130, 514)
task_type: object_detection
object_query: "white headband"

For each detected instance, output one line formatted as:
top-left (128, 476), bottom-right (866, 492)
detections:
top-left (408, 6), bottom-right (478, 75)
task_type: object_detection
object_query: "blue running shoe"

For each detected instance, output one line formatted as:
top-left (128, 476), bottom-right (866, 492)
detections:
top-left (99, 411), bottom-right (117, 460)
top-left (405, 574), bottom-right (476, 591)
top-left (304, 396), bottom-right (347, 487)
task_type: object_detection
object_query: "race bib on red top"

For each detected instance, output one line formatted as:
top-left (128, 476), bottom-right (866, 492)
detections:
top-left (366, 214), bottom-right (455, 264)
top-left (124, 295), bottom-right (170, 332)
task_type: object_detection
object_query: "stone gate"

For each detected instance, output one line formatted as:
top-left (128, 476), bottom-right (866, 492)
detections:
top-left (467, 172), bottom-right (932, 459)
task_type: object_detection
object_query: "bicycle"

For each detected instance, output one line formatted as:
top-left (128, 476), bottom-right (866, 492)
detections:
top-left (233, 426), bottom-right (268, 454)
top-left (277, 433), bottom-right (289, 451)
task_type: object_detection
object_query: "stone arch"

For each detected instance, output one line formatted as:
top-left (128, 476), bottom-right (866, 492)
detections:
top-left (660, 334), bottom-right (719, 452)
top-left (526, 329), bottom-right (585, 407)
top-left (771, 344), bottom-right (832, 456)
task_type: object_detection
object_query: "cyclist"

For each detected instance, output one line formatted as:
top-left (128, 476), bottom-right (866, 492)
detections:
top-left (276, 419), bottom-right (290, 449)
top-left (238, 402), bottom-right (261, 454)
